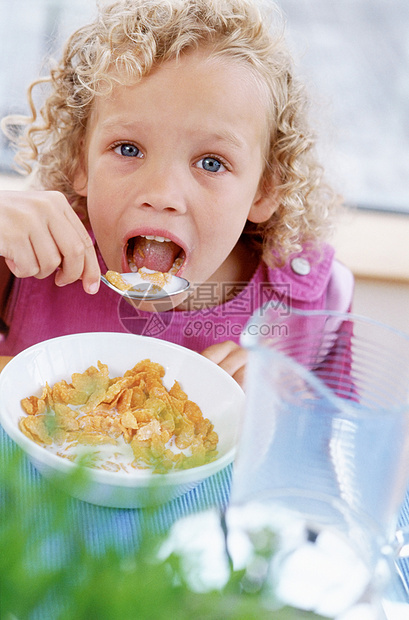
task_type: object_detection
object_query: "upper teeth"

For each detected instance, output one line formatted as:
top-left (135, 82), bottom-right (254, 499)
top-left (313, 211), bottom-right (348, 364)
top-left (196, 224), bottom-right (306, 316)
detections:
top-left (141, 235), bottom-right (171, 242)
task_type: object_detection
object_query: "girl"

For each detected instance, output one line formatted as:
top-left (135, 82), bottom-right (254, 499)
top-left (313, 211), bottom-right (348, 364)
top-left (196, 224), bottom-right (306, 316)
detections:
top-left (0, 0), bottom-right (353, 385)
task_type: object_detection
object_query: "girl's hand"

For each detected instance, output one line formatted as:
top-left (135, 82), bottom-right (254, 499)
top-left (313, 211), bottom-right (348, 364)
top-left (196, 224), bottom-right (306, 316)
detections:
top-left (201, 340), bottom-right (247, 389)
top-left (0, 190), bottom-right (100, 294)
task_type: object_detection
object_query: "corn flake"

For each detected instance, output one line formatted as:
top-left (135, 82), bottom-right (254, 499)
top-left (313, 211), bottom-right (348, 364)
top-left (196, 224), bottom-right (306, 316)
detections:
top-left (105, 270), bottom-right (133, 291)
top-left (105, 269), bottom-right (172, 294)
top-left (19, 359), bottom-right (218, 473)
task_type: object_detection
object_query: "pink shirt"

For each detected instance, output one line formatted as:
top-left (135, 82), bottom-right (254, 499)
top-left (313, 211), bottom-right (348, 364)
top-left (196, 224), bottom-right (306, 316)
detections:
top-left (0, 244), bottom-right (353, 356)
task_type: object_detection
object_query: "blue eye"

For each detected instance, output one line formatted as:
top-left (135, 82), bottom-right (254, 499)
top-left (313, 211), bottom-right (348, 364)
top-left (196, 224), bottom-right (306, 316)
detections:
top-left (197, 157), bottom-right (226, 173)
top-left (115, 143), bottom-right (141, 157)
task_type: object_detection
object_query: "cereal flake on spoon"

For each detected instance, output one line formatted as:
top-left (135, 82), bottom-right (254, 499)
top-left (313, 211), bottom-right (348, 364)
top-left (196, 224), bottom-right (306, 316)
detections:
top-left (103, 234), bottom-right (187, 297)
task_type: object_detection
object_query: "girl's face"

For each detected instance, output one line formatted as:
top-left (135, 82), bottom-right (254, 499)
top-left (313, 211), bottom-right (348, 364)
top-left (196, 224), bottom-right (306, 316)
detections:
top-left (75, 48), bottom-right (276, 301)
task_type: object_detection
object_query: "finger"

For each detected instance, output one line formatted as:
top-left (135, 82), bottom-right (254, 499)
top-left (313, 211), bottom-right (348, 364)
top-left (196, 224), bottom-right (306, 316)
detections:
top-left (26, 232), bottom-right (65, 279)
top-left (79, 243), bottom-right (101, 294)
top-left (48, 213), bottom-right (100, 293)
top-left (56, 245), bottom-right (100, 294)
top-left (201, 340), bottom-right (243, 365)
top-left (231, 365), bottom-right (247, 390)
top-left (218, 346), bottom-right (248, 379)
top-left (3, 239), bottom-right (41, 278)
top-left (201, 340), bottom-right (237, 364)
top-left (63, 209), bottom-right (101, 292)
top-left (63, 205), bottom-right (96, 251)
top-left (53, 233), bottom-right (90, 284)
top-left (201, 340), bottom-right (248, 385)
top-left (48, 213), bottom-right (89, 280)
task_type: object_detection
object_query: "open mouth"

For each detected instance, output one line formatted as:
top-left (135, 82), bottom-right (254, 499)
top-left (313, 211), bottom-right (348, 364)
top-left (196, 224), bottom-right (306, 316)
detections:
top-left (126, 235), bottom-right (186, 275)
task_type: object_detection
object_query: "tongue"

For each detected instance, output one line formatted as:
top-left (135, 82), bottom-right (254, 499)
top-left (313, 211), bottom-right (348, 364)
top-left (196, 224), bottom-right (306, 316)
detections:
top-left (131, 237), bottom-right (181, 272)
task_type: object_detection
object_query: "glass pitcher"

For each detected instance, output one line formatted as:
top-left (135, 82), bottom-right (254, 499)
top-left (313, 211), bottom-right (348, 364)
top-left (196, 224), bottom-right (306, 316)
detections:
top-left (227, 308), bottom-right (409, 618)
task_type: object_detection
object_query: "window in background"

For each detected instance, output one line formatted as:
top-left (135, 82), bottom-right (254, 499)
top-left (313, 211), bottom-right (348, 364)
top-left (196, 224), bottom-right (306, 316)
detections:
top-left (276, 0), bottom-right (409, 213)
top-left (0, 0), bottom-right (95, 171)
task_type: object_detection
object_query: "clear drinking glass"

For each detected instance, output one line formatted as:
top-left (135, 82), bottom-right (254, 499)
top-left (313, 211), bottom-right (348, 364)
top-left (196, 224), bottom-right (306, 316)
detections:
top-left (227, 308), bottom-right (409, 619)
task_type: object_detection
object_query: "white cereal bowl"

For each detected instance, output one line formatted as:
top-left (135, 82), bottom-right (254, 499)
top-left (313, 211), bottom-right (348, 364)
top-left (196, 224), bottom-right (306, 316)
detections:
top-left (0, 332), bottom-right (245, 508)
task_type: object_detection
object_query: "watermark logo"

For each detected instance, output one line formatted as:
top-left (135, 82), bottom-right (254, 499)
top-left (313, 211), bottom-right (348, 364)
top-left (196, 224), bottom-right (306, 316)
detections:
top-left (117, 297), bottom-right (175, 336)
top-left (242, 322), bottom-right (289, 338)
top-left (116, 281), bottom-right (292, 338)
top-left (183, 319), bottom-right (245, 340)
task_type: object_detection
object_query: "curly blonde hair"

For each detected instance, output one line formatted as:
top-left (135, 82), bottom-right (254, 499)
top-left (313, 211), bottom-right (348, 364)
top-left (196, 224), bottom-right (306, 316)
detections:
top-left (2, 0), bottom-right (340, 266)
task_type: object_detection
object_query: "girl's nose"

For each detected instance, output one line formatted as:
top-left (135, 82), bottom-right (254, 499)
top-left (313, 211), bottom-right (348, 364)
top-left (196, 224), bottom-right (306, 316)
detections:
top-left (136, 161), bottom-right (188, 214)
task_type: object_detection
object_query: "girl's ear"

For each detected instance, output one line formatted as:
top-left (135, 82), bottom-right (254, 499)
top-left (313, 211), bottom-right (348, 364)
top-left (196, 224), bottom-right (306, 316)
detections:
top-left (72, 149), bottom-right (88, 197)
top-left (248, 168), bottom-right (281, 223)
top-left (248, 187), bottom-right (280, 224)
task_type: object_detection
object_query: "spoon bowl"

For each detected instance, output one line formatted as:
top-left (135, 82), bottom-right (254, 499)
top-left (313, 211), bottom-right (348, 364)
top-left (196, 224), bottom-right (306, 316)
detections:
top-left (100, 271), bottom-right (190, 301)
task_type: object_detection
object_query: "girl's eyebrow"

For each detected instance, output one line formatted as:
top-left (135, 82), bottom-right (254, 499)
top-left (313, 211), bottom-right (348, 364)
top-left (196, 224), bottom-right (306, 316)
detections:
top-left (209, 130), bottom-right (246, 151)
top-left (99, 118), bottom-right (141, 132)
top-left (99, 118), bottom-right (246, 151)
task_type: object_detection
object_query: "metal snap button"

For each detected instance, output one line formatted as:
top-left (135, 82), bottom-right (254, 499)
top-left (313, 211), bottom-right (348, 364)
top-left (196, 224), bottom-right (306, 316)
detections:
top-left (291, 257), bottom-right (311, 275)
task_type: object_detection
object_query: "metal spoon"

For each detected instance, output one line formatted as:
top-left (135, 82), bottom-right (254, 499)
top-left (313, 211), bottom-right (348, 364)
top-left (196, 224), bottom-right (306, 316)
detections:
top-left (100, 271), bottom-right (190, 301)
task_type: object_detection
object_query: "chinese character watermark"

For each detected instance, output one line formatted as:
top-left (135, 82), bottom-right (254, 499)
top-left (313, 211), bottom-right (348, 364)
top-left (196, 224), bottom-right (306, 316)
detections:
top-left (116, 280), bottom-right (292, 338)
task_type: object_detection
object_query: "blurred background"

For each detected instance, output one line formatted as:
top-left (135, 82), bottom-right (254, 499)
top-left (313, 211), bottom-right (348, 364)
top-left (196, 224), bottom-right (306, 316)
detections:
top-left (0, 0), bottom-right (408, 327)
